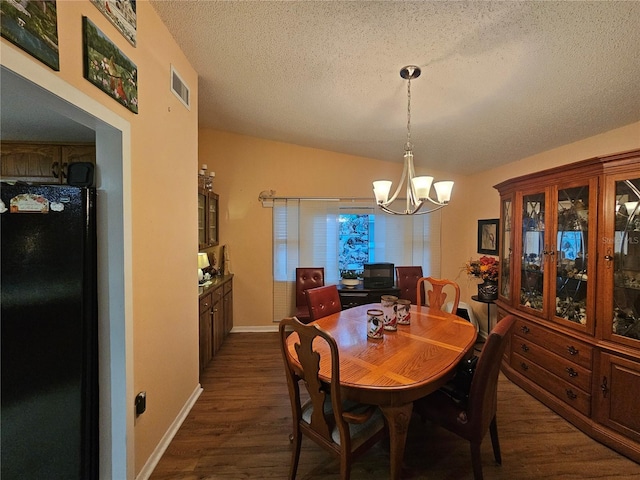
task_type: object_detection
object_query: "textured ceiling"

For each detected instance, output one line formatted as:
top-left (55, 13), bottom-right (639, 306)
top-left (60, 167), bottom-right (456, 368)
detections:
top-left (150, 1), bottom-right (640, 175)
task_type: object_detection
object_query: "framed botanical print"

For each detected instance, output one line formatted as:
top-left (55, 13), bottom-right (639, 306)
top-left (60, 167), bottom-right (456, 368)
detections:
top-left (90, 0), bottom-right (136, 46)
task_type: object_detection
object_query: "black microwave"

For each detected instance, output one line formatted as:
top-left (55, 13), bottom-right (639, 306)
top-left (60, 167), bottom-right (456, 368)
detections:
top-left (363, 262), bottom-right (394, 289)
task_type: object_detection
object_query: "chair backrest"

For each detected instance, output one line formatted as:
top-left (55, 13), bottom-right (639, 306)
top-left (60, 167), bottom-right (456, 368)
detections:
top-left (279, 317), bottom-right (349, 446)
top-left (295, 267), bottom-right (325, 308)
top-left (395, 266), bottom-right (423, 305)
top-left (417, 276), bottom-right (460, 312)
top-left (304, 285), bottom-right (342, 322)
top-left (466, 315), bottom-right (516, 439)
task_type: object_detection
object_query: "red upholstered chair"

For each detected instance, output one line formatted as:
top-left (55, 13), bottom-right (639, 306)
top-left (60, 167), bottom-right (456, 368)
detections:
top-left (279, 317), bottom-right (386, 480)
top-left (395, 266), bottom-right (423, 305)
top-left (304, 285), bottom-right (342, 322)
top-left (413, 315), bottom-right (516, 480)
top-left (416, 276), bottom-right (460, 313)
top-left (294, 268), bottom-right (324, 323)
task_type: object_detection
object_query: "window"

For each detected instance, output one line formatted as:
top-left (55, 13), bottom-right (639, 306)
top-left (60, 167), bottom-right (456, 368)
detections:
top-left (272, 198), bottom-right (442, 321)
top-left (338, 214), bottom-right (374, 272)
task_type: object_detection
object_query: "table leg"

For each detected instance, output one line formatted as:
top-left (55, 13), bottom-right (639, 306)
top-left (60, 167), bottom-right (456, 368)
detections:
top-left (380, 402), bottom-right (413, 480)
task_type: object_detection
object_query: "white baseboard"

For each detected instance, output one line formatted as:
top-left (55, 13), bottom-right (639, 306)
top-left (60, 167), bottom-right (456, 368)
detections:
top-left (135, 384), bottom-right (203, 480)
top-left (230, 325), bottom-right (279, 333)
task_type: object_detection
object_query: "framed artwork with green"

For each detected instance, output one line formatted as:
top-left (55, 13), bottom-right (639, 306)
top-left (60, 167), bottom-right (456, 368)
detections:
top-left (1, 0), bottom-right (59, 70)
top-left (82, 17), bottom-right (138, 114)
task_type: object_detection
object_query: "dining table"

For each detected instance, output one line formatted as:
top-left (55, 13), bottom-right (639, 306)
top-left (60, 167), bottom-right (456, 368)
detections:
top-left (285, 302), bottom-right (477, 479)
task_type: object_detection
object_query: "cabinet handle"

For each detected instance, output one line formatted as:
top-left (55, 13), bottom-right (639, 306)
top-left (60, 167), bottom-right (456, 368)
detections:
top-left (520, 325), bottom-right (530, 334)
top-left (520, 362), bottom-right (529, 371)
top-left (600, 376), bottom-right (609, 398)
top-left (203, 302), bottom-right (209, 308)
top-left (51, 161), bottom-right (60, 178)
top-left (565, 367), bottom-right (578, 378)
top-left (61, 162), bottom-right (68, 178)
top-left (566, 389), bottom-right (577, 400)
top-left (567, 345), bottom-right (579, 356)
top-left (604, 248), bottom-right (613, 269)
top-left (520, 343), bottom-right (529, 352)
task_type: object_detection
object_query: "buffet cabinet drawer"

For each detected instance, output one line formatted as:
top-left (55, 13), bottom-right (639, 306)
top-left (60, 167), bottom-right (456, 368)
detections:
top-left (512, 352), bottom-right (591, 416)
top-left (199, 292), bottom-right (213, 314)
top-left (514, 318), bottom-right (592, 370)
top-left (512, 334), bottom-right (592, 392)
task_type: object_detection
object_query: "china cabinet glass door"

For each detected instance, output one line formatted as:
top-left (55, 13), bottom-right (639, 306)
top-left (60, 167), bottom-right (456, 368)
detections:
top-left (207, 192), bottom-right (219, 246)
top-left (520, 192), bottom-right (546, 314)
top-left (198, 191), bottom-right (206, 248)
top-left (551, 182), bottom-right (595, 332)
top-left (607, 176), bottom-right (640, 345)
top-left (500, 197), bottom-right (512, 300)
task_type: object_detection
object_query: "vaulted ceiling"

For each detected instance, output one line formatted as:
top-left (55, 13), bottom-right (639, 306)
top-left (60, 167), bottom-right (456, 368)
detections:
top-left (149, 1), bottom-right (640, 174)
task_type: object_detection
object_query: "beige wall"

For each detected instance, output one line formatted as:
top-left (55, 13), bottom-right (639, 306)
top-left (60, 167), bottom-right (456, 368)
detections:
top-left (202, 122), bottom-right (640, 335)
top-left (2, 1), bottom-right (199, 476)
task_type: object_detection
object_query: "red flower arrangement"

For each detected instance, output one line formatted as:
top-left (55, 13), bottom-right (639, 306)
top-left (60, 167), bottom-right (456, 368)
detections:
top-left (465, 256), bottom-right (499, 282)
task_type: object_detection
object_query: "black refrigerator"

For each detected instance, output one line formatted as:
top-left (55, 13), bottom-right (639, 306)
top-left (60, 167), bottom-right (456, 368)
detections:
top-left (1, 183), bottom-right (98, 480)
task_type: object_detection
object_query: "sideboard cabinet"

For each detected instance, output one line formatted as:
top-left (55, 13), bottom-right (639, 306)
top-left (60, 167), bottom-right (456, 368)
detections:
top-left (495, 149), bottom-right (640, 462)
top-left (198, 275), bottom-right (233, 378)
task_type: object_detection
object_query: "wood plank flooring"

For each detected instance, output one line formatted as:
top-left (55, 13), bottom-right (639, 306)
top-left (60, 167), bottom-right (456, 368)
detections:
top-left (150, 333), bottom-right (640, 479)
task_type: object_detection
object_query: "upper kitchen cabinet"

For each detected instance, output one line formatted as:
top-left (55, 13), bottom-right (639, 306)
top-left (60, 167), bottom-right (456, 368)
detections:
top-left (198, 188), bottom-right (219, 249)
top-left (1, 142), bottom-right (95, 184)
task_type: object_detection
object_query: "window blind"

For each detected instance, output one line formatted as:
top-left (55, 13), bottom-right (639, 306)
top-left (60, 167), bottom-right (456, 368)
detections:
top-left (272, 198), bottom-right (441, 322)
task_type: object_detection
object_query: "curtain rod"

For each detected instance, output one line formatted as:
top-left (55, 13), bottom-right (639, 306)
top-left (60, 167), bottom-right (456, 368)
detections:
top-left (258, 190), bottom-right (374, 204)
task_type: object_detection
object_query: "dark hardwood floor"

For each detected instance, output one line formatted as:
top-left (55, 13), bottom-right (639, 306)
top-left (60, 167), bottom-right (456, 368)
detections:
top-left (150, 333), bottom-right (640, 479)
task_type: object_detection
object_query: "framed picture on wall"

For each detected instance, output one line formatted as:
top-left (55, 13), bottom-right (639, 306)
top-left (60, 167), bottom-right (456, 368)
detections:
top-left (478, 219), bottom-right (499, 255)
top-left (0, 0), bottom-right (59, 70)
top-left (90, 0), bottom-right (136, 46)
top-left (82, 17), bottom-right (138, 114)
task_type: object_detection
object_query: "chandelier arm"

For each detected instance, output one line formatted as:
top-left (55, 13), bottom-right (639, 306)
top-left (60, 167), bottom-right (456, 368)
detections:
top-left (383, 155), bottom-right (409, 205)
top-left (378, 200), bottom-right (444, 215)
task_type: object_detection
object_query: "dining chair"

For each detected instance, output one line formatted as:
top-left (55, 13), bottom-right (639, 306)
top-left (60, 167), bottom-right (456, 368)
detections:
top-left (395, 266), bottom-right (423, 305)
top-left (304, 284), bottom-right (342, 322)
top-left (279, 317), bottom-right (387, 480)
top-left (416, 276), bottom-right (460, 312)
top-left (413, 315), bottom-right (516, 480)
top-left (294, 267), bottom-right (325, 323)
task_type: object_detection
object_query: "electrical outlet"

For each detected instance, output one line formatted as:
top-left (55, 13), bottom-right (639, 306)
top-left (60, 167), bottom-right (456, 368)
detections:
top-left (135, 391), bottom-right (146, 416)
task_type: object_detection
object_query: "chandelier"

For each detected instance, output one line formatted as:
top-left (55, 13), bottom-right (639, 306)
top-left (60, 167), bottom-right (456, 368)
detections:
top-left (373, 65), bottom-right (454, 215)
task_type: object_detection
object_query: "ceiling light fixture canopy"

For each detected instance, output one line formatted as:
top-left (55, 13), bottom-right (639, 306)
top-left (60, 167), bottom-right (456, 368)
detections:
top-left (373, 65), bottom-right (454, 215)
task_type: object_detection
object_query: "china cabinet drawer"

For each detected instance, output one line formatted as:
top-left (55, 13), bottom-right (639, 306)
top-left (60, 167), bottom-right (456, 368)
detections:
top-left (512, 352), bottom-right (591, 416)
top-left (512, 334), bottom-right (592, 392)
top-left (514, 319), bottom-right (592, 370)
top-left (199, 293), bottom-right (213, 314)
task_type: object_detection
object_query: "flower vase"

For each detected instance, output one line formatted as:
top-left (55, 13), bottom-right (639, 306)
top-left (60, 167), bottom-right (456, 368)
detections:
top-left (477, 279), bottom-right (498, 301)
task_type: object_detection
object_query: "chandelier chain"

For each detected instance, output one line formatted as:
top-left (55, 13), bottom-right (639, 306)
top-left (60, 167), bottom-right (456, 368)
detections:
top-left (406, 76), bottom-right (412, 151)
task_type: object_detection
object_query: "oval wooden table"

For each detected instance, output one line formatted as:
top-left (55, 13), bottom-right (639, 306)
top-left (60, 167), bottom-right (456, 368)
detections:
top-left (286, 303), bottom-right (477, 479)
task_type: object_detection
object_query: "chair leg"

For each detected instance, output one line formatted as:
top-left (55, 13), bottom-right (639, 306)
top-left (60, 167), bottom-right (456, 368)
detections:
top-left (289, 431), bottom-right (301, 480)
top-left (489, 416), bottom-right (502, 465)
top-left (470, 442), bottom-right (484, 480)
top-left (339, 454), bottom-right (351, 480)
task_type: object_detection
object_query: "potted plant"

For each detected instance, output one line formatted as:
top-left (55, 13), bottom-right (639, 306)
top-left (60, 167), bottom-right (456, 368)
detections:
top-left (465, 256), bottom-right (499, 300)
top-left (340, 269), bottom-right (361, 288)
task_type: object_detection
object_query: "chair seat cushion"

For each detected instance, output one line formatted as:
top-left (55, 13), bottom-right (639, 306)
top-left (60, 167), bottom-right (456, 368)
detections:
top-left (301, 399), bottom-right (385, 450)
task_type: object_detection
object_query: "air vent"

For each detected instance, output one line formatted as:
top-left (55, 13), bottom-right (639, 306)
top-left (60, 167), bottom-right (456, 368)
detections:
top-left (170, 65), bottom-right (190, 110)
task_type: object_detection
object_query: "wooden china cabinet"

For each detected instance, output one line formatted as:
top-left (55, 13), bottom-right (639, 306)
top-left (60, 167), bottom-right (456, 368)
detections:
top-left (495, 149), bottom-right (640, 462)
